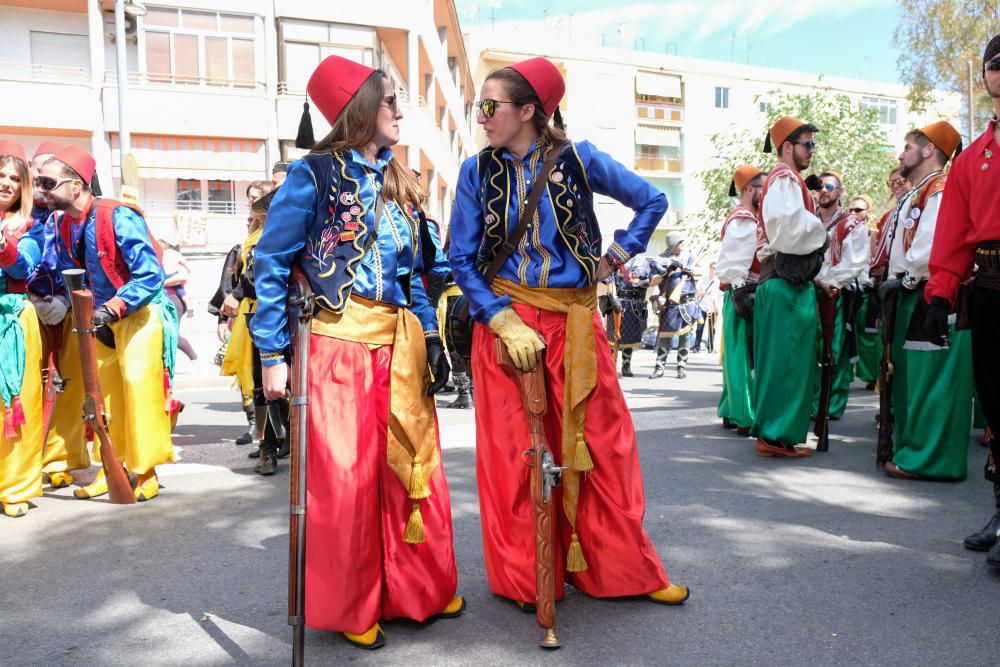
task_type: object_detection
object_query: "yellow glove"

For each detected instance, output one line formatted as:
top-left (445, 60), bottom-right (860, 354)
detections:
top-left (489, 307), bottom-right (546, 371)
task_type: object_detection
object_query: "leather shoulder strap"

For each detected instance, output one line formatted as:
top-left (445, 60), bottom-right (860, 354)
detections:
top-left (481, 144), bottom-right (562, 285)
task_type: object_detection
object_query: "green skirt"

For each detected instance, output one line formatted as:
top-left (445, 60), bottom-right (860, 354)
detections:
top-left (752, 278), bottom-right (818, 445)
top-left (854, 293), bottom-right (882, 384)
top-left (717, 293), bottom-right (755, 429)
top-left (891, 290), bottom-right (974, 479)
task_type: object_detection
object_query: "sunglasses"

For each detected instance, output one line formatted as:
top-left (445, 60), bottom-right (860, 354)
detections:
top-left (986, 57), bottom-right (1000, 72)
top-left (821, 183), bottom-right (840, 191)
top-left (792, 140), bottom-right (816, 151)
top-left (476, 99), bottom-right (519, 118)
top-left (34, 176), bottom-right (76, 192)
top-left (887, 177), bottom-right (906, 187)
top-left (849, 207), bottom-right (868, 213)
top-left (381, 95), bottom-right (399, 112)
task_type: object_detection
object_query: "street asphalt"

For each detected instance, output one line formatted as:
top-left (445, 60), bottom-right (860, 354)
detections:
top-left (4, 347), bottom-right (999, 666)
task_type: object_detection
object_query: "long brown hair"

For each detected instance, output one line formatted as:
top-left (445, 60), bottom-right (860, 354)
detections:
top-left (484, 67), bottom-right (568, 154)
top-left (0, 155), bottom-right (32, 226)
top-left (311, 70), bottom-right (423, 211)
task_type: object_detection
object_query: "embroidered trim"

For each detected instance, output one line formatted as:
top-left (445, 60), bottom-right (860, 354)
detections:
top-left (260, 350), bottom-right (285, 362)
top-left (607, 242), bottom-right (631, 267)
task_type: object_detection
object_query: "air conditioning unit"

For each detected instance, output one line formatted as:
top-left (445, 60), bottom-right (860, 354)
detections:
top-left (104, 10), bottom-right (139, 44)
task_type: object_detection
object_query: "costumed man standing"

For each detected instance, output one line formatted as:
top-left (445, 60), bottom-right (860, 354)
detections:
top-left (616, 254), bottom-right (657, 376)
top-left (26, 142), bottom-right (90, 489)
top-left (0, 139), bottom-right (44, 518)
top-left (881, 121), bottom-right (972, 481)
top-left (753, 116), bottom-right (828, 458)
top-left (42, 146), bottom-right (177, 501)
top-left (254, 56), bottom-right (462, 650)
top-left (716, 165), bottom-right (763, 435)
top-left (927, 35), bottom-right (1000, 563)
top-left (450, 56), bottom-right (689, 614)
top-left (813, 172), bottom-right (870, 420)
top-left (650, 231), bottom-right (698, 379)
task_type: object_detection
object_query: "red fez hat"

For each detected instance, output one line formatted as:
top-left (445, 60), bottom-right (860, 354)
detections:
top-left (918, 120), bottom-right (962, 159)
top-left (507, 57), bottom-right (565, 117)
top-left (729, 164), bottom-right (763, 197)
top-left (763, 115), bottom-right (819, 153)
top-left (307, 55), bottom-right (378, 126)
top-left (33, 141), bottom-right (64, 159)
top-left (51, 145), bottom-right (96, 185)
top-left (0, 139), bottom-right (27, 163)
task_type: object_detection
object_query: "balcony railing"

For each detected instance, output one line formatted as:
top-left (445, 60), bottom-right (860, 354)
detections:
top-left (2, 61), bottom-right (90, 85)
top-left (104, 70), bottom-right (265, 93)
top-left (142, 199), bottom-right (250, 218)
top-left (635, 156), bottom-right (684, 174)
top-left (636, 103), bottom-right (684, 122)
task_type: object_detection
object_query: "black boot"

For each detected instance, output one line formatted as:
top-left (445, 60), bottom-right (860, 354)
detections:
top-left (987, 540), bottom-right (1000, 568)
top-left (447, 373), bottom-right (474, 409)
top-left (255, 443), bottom-right (278, 475)
top-left (649, 345), bottom-right (667, 379)
top-left (621, 349), bottom-right (633, 377)
top-left (677, 365), bottom-right (687, 379)
top-left (235, 406), bottom-right (254, 445)
top-left (964, 513), bottom-right (1000, 551)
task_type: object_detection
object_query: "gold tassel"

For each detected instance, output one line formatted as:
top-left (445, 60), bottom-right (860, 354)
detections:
top-left (408, 455), bottom-right (431, 500)
top-left (404, 503), bottom-right (425, 544)
top-left (573, 430), bottom-right (594, 472)
top-left (566, 532), bottom-right (588, 572)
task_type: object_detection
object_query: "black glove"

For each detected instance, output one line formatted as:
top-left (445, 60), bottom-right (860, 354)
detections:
top-left (610, 295), bottom-right (623, 313)
top-left (426, 340), bottom-right (451, 395)
top-left (877, 277), bottom-right (902, 306)
top-left (92, 304), bottom-right (120, 348)
top-left (730, 285), bottom-right (755, 320)
top-left (924, 296), bottom-right (951, 347)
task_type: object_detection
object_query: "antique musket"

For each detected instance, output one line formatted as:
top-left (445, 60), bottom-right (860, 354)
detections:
top-left (496, 340), bottom-right (564, 649)
top-left (287, 268), bottom-right (313, 667)
top-left (62, 268), bottom-right (134, 504)
top-left (814, 288), bottom-right (839, 452)
top-left (876, 289), bottom-right (898, 467)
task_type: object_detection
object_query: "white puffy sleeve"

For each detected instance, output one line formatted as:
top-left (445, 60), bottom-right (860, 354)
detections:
top-left (761, 176), bottom-right (827, 255)
top-left (827, 223), bottom-right (870, 287)
top-left (716, 215), bottom-right (757, 288)
top-left (902, 190), bottom-right (941, 287)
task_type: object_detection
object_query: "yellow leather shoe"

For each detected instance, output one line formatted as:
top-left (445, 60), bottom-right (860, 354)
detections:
top-left (343, 623), bottom-right (384, 650)
top-left (646, 583), bottom-right (690, 606)
top-left (48, 471), bottom-right (74, 489)
top-left (3, 502), bottom-right (28, 518)
top-left (435, 596), bottom-right (466, 619)
top-left (134, 472), bottom-right (159, 502)
top-left (74, 469), bottom-right (108, 499)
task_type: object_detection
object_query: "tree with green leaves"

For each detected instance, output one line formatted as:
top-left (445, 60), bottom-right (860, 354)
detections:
top-left (695, 90), bottom-right (899, 237)
top-left (893, 0), bottom-right (999, 128)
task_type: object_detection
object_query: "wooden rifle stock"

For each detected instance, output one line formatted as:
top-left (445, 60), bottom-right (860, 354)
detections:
top-left (39, 322), bottom-right (65, 450)
top-left (876, 290), bottom-right (897, 467)
top-left (495, 340), bottom-right (561, 649)
top-left (64, 271), bottom-right (134, 504)
top-left (287, 268), bottom-right (313, 667)
top-left (814, 289), bottom-right (838, 452)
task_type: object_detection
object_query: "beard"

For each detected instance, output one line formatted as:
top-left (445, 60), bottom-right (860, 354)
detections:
top-left (751, 192), bottom-right (760, 210)
top-left (45, 192), bottom-right (74, 211)
top-left (899, 154), bottom-right (923, 180)
top-left (794, 152), bottom-right (811, 172)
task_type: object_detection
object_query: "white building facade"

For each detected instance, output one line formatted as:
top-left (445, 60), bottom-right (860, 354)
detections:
top-left (468, 38), bottom-right (961, 253)
top-left (0, 0), bottom-right (475, 250)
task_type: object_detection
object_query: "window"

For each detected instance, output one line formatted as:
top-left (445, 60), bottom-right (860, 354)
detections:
top-left (142, 9), bottom-right (258, 88)
top-left (714, 86), bottom-right (730, 109)
top-left (30, 31), bottom-right (91, 75)
top-left (176, 179), bottom-right (201, 209)
top-left (759, 101), bottom-right (772, 114)
top-left (207, 180), bottom-right (235, 213)
top-left (861, 96), bottom-right (897, 125)
top-left (279, 20), bottom-right (376, 93)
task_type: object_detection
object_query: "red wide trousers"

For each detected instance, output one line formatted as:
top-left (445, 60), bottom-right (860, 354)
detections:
top-left (304, 333), bottom-right (457, 633)
top-left (471, 303), bottom-right (669, 603)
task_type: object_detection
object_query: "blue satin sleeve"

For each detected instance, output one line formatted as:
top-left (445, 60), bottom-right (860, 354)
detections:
top-left (448, 156), bottom-right (513, 325)
top-left (251, 160), bottom-right (314, 363)
top-left (6, 221), bottom-right (42, 280)
top-left (27, 213), bottom-right (63, 297)
top-left (577, 140), bottom-right (667, 260)
top-left (113, 207), bottom-right (164, 314)
top-left (425, 218), bottom-right (451, 277)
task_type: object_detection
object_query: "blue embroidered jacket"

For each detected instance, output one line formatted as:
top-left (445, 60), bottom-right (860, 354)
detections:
top-left (53, 199), bottom-right (165, 315)
top-left (251, 148), bottom-right (443, 365)
top-left (26, 204), bottom-right (64, 298)
top-left (449, 140), bottom-right (667, 324)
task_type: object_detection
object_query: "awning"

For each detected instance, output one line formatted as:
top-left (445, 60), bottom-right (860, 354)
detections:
top-left (635, 125), bottom-right (681, 147)
top-left (635, 72), bottom-right (681, 99)
top-left (110, 133), bottom-right (267, 181)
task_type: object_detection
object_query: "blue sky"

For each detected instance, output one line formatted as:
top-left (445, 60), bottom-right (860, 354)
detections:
top-left (455, 0), bottom-right (903, 85)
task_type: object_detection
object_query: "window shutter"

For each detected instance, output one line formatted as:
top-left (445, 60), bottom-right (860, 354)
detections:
top-left (30, 31), bottom-right (91, 73)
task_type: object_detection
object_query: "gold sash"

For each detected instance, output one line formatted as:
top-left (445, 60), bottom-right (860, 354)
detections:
top-left (311, 295), bottom-right (437, 543)
top-left (492, 277), bottom-right (597, 572)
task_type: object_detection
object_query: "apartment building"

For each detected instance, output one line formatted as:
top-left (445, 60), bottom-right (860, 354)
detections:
top-left (467, 37), bottom-right (962, 253)
top-left (0, 0), bottom-right (475, 250)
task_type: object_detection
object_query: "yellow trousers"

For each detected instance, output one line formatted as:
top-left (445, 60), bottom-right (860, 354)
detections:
top-left (0, 303), bottom-right (44, 505)
top-left (96, 304), bottom-right (175, 475)
top-left (42, 317), bottom-right (90, 474)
